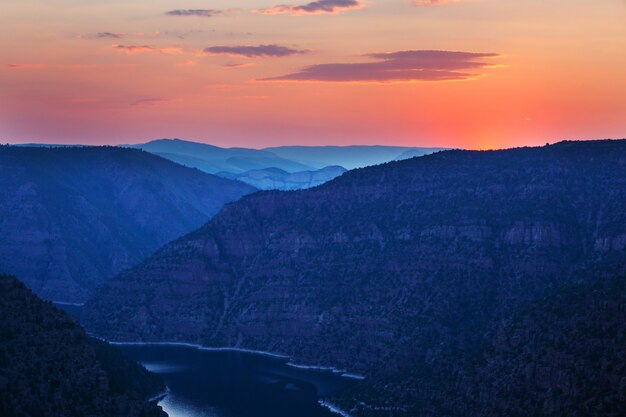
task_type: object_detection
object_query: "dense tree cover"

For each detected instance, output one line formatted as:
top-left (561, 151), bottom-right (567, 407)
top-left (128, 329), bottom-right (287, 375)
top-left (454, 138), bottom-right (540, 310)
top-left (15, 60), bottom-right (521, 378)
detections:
top-left (84, 140), bottom-right (626, 416)
top-left (331, 268), bottom-right (626, 417)
top-left (0, 275), bottom-right (166, 417)
top-left (0, 146), bottom-right (254, 302)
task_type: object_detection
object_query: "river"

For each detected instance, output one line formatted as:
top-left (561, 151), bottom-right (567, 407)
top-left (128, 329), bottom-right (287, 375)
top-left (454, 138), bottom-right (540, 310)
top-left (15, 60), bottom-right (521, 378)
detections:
top-left (116, 343), bottom-right (357, 417)
top-left (54, 302), bottom-right (359, 417)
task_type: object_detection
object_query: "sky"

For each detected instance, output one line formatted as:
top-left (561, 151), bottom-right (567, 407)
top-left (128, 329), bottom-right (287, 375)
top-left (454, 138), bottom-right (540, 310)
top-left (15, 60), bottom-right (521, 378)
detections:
top-left (1, 0), bottom-right (625, 149)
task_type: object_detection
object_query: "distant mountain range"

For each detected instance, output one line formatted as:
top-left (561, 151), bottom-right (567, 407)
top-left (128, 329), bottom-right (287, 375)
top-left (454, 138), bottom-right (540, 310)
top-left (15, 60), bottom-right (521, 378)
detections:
top-left (265, 144), bottom-right (448, 170)
top-left (0, 145), bottom-right (255, 302)
top-left (83, 140), bottom-right (626, 417)
top-left (124, 139), bottom-right (314, 174)
top-left (21, 139), bottom-right (447, 191)
top-left (217, 166), bottom-right (347, 191)
top-left (125, 139), bottom-right (446, 185)
top-left (0, 274), bottom-right (166, 417)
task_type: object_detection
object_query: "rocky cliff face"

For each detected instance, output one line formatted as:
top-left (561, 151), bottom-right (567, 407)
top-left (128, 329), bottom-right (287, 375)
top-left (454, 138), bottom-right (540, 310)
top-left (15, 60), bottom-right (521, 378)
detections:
top-left (0, 146), bottom-right (255, 302)
top-left (83, 140), bottom-right (626, 416)
top-left (0, 275), bottom-right (166, 417)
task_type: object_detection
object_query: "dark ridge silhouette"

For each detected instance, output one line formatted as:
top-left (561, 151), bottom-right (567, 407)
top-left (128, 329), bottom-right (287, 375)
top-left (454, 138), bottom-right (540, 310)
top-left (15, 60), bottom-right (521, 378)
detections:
top-left (0, 274), bottom-right (167, 417)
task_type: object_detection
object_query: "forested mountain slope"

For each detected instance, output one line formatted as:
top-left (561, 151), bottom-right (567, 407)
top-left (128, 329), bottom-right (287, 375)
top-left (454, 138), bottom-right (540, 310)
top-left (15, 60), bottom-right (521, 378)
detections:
top-left (84, 140), bottom-right (626, 416)
top-left (0, 146), bottom-right (255, 302)
top-left (0, 275), bottom-right (167, 417)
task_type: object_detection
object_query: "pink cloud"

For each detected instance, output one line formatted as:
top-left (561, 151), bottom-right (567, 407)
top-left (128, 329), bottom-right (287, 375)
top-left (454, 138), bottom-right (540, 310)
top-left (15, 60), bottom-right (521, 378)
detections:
top-left (112, 45), bottom-right (183, 55)
top-left (413, 0), bottom-right (460, 5)
top-left (176, 60), bottom-right (197, 67)
top-left (222, 62), bottom-right (257, 69)
top-left (130, 98), bottom-right (169, 106)
top-left (6, 63), bottom-right (50, 70)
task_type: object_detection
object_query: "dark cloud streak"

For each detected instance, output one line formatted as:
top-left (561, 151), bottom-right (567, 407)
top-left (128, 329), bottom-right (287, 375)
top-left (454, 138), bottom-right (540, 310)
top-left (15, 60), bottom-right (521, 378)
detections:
top-left (413, 0), bottom-right (459, 5)
top-left (203, 44), bottom-right (309, 58)
top-left (94, 32), bottom-right (124, 39)
top-left (131, 98), bottom-right (169, 106)
top-left (262, 50), bottom-right (501, 83)
top-left (166, 9), bottom-right (221, 17)
top-left (256, 0), bottom-right (363, 15)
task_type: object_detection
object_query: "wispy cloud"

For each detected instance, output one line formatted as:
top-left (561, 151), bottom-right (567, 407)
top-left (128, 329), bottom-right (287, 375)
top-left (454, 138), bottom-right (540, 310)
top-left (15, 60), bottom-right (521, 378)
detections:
top-left (4, 63), bottom-right (138, 71)
top-left (166, 9), bottom-right (221, 17)
top-left (131, 98), bottom-right (169, 106)
top-left (176, 59), bottom-right (198, 67)
top-left (5, 63), bottom-right (50, 70)
top-left (77, 32), bottom-right (125, 40)
top-left (94, 32), bottom-right (125, 39)
top-left (413, 0), bottom-right (460, 5)
top-left (255, 0), bottom-right (363, 15)
top-left (226, 95), bottom-right (269, 100)
top-left (112, 44), bottom-right (184, 55)
top-left (262, 50), bottom-right (501, 83)
top-left (113, 45), bottom-right (154, 54)
top-left (223, 62), bottom-right (257, 69)
top-left (161, 29), bottom-right (208, 40)
top-left (203, 44), bottom-right (309, 58)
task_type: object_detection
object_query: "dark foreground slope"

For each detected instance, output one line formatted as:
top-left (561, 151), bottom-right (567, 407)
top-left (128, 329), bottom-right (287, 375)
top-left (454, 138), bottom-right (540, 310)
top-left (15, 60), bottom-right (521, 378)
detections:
top-left (0, 146), bottom-right (255, 302)
top-left (330, 268), bottom-right (626, 417)
top-left (84, 140), bottom-right (626, 416)
top-left (465, 271), bottom-right (626, 417)
top-left (0, 275), bottom-right (166, 417)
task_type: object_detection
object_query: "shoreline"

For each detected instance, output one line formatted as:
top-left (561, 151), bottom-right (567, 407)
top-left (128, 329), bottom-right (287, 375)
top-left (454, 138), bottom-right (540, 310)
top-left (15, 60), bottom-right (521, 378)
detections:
top-left (148, 386), bottom-right (170, 403)
top-left (95, 337), bottom-right (366, 380)
top-left (99, 338), bottom-right (359, 417)
top-left (52, 301), bottom-right (85, 307)
top-left (102, 339), bottom-right (291, 360)
top-left (319, 400), bottom-right (354, 417)
top-left (286, 362), bottom-right (366, 380)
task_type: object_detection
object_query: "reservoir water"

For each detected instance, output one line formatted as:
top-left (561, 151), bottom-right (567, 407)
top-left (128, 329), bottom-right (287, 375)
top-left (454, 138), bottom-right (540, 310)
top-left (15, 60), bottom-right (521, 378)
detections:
top-left (116, 343), bottom-right (357, 417)
top-left (53, 302), bottom-right (358, 417)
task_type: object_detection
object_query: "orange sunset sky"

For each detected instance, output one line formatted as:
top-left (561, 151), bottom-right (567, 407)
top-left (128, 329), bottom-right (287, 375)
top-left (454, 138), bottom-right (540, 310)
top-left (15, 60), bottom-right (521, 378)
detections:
top-left (1, 0), bottom-right (625, 149)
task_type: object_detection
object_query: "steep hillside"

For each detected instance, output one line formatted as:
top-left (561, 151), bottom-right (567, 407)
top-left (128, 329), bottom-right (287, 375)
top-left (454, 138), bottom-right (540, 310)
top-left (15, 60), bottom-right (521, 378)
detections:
top-left (329, 268), bottom-right (626, 417)
top-left (218, 166), bottom-right (347, 190)
top-left (466, 271), bottom-right (626, 417)
top-left (0, 275), bottom-right (166, 417)
top-left (0, 145), bottom-right (255, 302)
top-left (84, 140), bottom-right (626, 416)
